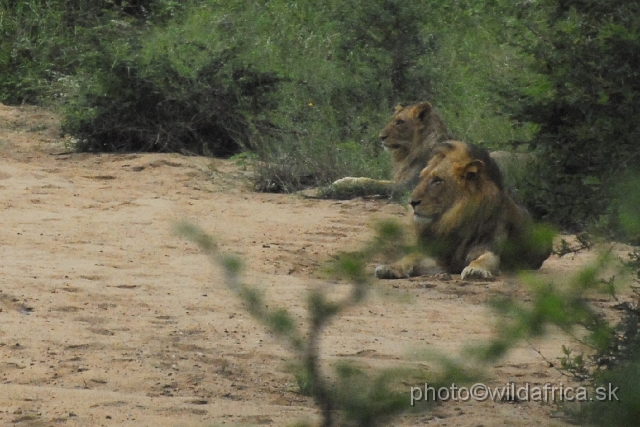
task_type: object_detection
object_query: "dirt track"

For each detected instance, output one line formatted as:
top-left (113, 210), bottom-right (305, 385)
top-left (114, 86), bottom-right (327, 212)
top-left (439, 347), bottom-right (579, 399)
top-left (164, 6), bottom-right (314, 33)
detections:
top-left (0, 104), bottom-right (631, 426)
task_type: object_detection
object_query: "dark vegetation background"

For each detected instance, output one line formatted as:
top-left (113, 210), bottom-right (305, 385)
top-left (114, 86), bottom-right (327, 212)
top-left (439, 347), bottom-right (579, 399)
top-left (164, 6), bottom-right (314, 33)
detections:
top-left (2, 1), bottom-right (640, 425)
top-left (2, 0), bottom-right (638, 235)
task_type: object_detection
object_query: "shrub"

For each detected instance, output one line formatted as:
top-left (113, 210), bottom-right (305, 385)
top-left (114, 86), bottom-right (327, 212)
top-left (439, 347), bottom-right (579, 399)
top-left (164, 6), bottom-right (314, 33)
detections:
top-left (0, 0), bottom-right (182, 105)
top-left (3, 1), bottom-right (541, 192)
top-left (176, 205), bottom-right (639, 426)
top-left (500, 0), bottom-right (640, 231)
top-left (175, 220), bottom-right (459, 426)
top-left (245, 0), bottom-right (537, 192)
top-left (64, 53), bottom-right (281, 155)
top-left (56, 1), bottom-right (534, 190)
top-left (490, 174), bottom-right (640, 427)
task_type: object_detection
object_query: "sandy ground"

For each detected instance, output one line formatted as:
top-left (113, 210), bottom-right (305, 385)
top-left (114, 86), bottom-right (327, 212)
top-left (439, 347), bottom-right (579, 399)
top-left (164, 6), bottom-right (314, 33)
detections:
top-left (0, 103), bottom-right (633, 427)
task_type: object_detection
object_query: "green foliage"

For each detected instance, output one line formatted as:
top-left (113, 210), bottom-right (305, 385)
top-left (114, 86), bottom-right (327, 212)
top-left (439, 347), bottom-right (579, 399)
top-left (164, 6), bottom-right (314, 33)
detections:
top-left (176, 220), bottom-right (480, 426)
top-left (63, 53), bottom-right (280, 155)
top-left (246, 0), bottom-right (536, 191)
top-left (587, 360), bottom-right (640, 426)
top-left (229, 151), bottom-right (258, 170)
top-left (576, 299), bottom-right (640, 427)
top-left (558, 345), bottom-right (590, 380)
top-left (500, 0), bottom-right (640, 231)
top-left (0, 0), bottom-right (183, 104)
top-left (177, 198), bottom-right (640, 426)
top-left (616, 174), bottom-right (640, 243)
top-left (479, 193), bottom-right (640, 427)
top-left (478, 250), bottom-right (616, 361)
top-left (289, 361), bottom-right (314, 396)
top-left (332, 363), bottom-right (410, 426)
top-left (0, 1), bottom-right (90, 103)
top-left (245, 0), bottom-right (429, 190)
top-left (3, 0), bottom-right (537, 190)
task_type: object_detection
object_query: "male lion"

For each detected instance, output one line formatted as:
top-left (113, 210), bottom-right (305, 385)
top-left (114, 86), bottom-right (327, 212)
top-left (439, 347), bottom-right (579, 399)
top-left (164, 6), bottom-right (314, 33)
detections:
top-left (375, 141), bottom-right (552, 280)
top-left (330, 102), bottom-right (453, 197)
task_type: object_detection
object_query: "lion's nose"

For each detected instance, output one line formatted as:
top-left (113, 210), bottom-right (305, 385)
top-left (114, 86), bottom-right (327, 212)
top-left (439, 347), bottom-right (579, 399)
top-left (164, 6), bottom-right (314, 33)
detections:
top-left (410, 200), bottom-right (421, 209)
top-left (379, 134), bottom-right (387, 141)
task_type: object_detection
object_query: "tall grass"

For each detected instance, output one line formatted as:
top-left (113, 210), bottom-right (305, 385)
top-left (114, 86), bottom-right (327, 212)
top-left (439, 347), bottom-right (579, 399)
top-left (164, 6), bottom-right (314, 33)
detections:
top-left (2, 1), bottom-right (538, 189)
top-left (0, 0), bottom-right (181, 104)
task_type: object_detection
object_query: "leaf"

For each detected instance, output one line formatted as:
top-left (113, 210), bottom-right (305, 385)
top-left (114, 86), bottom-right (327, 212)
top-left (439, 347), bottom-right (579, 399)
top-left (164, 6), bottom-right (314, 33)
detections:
top-left (582, 176), bottom-right (601, 186)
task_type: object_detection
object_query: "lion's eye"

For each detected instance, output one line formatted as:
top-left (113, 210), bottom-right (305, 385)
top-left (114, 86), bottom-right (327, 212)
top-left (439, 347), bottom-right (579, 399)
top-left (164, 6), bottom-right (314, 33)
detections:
top-left (431, 176), bottom-right (443, 185)
top-left (395, 119), bottom-right (404, 125)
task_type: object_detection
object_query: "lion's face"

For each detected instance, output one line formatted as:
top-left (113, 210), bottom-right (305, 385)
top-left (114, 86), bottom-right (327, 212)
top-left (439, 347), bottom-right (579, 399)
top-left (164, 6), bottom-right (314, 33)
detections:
top-left (379, 102), bottom-right (432, 152)
top-left (410, 141), bottom-right (498, 230)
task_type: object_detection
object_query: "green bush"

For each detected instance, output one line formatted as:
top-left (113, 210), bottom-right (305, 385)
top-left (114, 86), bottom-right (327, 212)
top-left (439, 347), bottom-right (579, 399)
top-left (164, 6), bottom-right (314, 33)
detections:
top-left (176, 202), bottom-right (639, 426)
top-left (63, 53), bottom-right (281, 155)
top-left (244, 0), bottom-right (538, 191)
top-left (499, 0), bottom-right (640, 231)
top-left (0, 1), bottom-right (74, 103)
top-left (498, 177), bottom-right (640, 427)
top-left (6, 0), bottom-right (531, 190)
top-left (574, 175), bottom-right (640, 425)
top-left (176, 220), bottom-right (448, 426)
top-left (0, 0), bottom-right (182, 104)
top-left (55, 1), bottom-right (289, 155)
top-left (2, 1), bottom-right (540, 191)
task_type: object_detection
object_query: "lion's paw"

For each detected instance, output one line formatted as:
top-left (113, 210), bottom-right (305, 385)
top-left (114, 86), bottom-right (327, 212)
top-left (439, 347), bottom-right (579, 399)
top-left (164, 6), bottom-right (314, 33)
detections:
top-left (460, 266), bottom-right (493, 280)
top-left (375, 264), bottom-right (409, 280)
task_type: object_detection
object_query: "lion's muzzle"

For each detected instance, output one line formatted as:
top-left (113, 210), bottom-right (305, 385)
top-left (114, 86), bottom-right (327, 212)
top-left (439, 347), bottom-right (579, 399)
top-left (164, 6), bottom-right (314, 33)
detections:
top-left (411, 200), bottom-right (438, 225)
top-left (413, 213), bottom-right (438, 225)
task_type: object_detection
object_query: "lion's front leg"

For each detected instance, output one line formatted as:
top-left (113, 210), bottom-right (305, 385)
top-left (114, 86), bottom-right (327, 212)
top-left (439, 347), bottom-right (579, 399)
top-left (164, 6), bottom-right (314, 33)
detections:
top-left (330, 177), bottom-right (395, 198)
top-left (375, 254), bottom-right (443, 279)
top-left (460, 252), bottom-right (500, 279)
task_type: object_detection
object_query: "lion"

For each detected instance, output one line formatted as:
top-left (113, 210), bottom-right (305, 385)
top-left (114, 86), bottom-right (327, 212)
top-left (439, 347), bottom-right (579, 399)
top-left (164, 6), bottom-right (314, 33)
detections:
top-left (375, 141), bottom-right (553, 280)
top-left (330, 102), bottom-right (453, 197)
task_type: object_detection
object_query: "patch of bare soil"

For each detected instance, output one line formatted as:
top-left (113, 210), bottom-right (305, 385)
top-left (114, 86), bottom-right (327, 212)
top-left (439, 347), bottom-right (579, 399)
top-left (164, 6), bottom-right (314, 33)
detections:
top-left (0, 103), bottom-right (633, 426)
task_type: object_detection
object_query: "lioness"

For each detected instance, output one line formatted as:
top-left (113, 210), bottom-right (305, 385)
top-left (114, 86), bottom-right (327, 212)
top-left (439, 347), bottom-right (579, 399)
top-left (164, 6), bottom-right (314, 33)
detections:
top-left (331, 102), bottom-right (453, 197)
top-left (375, 141), bottom-right (552, 280)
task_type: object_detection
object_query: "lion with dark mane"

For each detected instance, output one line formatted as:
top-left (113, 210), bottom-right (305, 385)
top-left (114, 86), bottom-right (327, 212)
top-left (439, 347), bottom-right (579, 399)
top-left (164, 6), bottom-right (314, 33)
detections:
top-left (375, 141), bottom-right (552, 279)
top-left (331, 102), bottom-right (453, 197)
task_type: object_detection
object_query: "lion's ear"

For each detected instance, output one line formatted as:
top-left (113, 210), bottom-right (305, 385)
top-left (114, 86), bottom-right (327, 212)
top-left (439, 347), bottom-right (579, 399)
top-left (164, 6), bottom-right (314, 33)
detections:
top-left (413, 102), bottom-right (433, 121)
top-left (463, 160), bottom-right (484, 181)
top-left (394, 105), bottom-right (404, 113)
